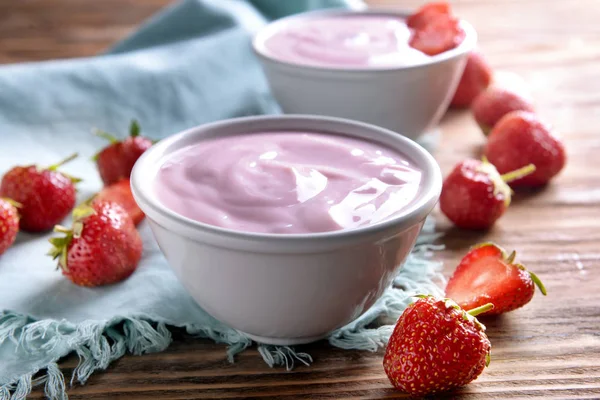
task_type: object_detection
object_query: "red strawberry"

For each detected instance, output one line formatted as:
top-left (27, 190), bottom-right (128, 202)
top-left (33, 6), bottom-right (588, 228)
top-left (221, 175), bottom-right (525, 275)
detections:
top-left (439, 158), bottom-right (535, 229)
top-left (384, 295), bottom-right (492, 396)
top-left (48, 200), bottom-right (143, 287)
top-left (472, 86), bottom-right (535, 135)
top-left (484, 111), bottom-right (567, 186)
top-left (445, 242), bottom-right (547, 315)
top-left (0, 198), bottom-right (20, 255)
top-left (450, 51), bottom-right (493, 108)
top-left (0, 154), bottom-right (80, 232)
top-left (409, 15), bottom-right (465, 56)
top-left (407, 2), bottom-right (451, 30)
top-left (93, 179), bottom-right (144, 226)
top-left (95, 120), bottom-right (153, 186)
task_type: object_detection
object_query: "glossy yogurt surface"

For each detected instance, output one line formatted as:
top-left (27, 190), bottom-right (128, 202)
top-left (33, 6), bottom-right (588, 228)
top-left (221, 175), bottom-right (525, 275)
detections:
top-left (258, 14), bottom-right (430, 68)
top-left (155, 132), bottom-right (422, 234)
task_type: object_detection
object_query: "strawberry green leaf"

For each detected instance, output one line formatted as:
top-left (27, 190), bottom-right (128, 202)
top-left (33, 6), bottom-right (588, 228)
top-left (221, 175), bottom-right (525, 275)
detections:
top-left (506, 250), bottom-right (516, 264)
top-left (529, 270), bottom-right (548, 296)
top-left (72, 204), bottom-right (96, 223)
top-left (47, 229), bottom-right (74, 271)
top-left (130, 120), bottom-right (141, 137)
top-left (47, 153), bottom-right (78, 171)
top-left (62, 173), bottom-right (82, 184)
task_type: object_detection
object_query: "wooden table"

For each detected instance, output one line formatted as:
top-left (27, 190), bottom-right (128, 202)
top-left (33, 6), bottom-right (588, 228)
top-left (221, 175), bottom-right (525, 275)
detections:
top-left (3, 0), bottom-right (598, 398)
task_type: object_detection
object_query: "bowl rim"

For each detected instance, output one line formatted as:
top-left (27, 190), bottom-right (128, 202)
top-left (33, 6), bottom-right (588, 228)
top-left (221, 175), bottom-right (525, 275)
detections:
top-left (252, 8), bottom-right (477, 74)
top-left (131, 115), bottom-right (442, 243)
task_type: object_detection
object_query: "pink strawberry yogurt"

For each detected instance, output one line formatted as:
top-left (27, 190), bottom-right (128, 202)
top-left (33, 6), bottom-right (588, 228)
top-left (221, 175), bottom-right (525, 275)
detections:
top-left (155, 132), bottom-right (422, 234)
top-left (257, 14), bottom-right (430, 68)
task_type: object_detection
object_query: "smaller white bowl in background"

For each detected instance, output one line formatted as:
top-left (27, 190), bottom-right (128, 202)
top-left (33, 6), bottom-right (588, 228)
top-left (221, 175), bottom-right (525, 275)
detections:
top-left (131, 115), bottom-right (442, 345)
top-left (253, 9), bottom-right (477, 141)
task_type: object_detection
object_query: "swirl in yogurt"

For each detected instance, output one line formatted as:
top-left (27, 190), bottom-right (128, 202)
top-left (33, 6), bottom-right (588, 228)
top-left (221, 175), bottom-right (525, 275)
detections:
top-left (155, 132), bottom-right (422, 234)
top-left (259, 15), bottom-right (431, 68)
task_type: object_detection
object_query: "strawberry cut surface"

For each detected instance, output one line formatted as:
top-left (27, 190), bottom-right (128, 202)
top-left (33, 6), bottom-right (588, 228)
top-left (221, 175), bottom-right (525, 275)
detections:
top-left (445, 243), bottom-right (547, 315)
top-left (409, 15), bottom-right (465, 56)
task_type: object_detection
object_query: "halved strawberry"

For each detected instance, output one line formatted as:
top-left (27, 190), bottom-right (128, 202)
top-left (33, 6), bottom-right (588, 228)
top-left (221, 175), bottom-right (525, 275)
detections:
top-left (92, 179), bottom-right (144, 226)
top-left (409, 15), bottom-right (465, 56)
top-left (445, 243), bottom-right (547, 315)
top-left (406, 2), bottom-right (452, 30)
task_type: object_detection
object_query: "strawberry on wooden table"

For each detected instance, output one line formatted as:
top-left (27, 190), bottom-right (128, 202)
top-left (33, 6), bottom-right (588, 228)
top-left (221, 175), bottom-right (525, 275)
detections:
top-left (0, 153), bottom-right (80, 232)
top-left (450, 51), bottom-right (493, 108)
top-left (439, 158), bottom-right (535, 229)
top-left (93, 179), bottom-right (144, 226)
top-left (485, 111), bottom-right (567, 186)
top-left (95, 120), bottom-right (153, 186)
top-left (0, 198), bottom-right (20, 255)
top-left (446, 242), bottom-right (547, 315)
top-left (384, 295), bottom-right (492, 396)
top-left (472, 86), bottom-right (535, 135)
top-left (48, 200), bottom-right (143, 287)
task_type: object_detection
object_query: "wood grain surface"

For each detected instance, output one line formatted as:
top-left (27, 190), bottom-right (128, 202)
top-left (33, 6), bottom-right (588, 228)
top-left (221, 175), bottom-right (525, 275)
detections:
top-left (1, 0), bottom-right (599, 398)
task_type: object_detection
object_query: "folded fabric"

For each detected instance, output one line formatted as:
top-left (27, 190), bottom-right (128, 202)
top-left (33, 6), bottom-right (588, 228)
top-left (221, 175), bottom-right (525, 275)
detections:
top-left (0, 1), bottom-right (444, 399)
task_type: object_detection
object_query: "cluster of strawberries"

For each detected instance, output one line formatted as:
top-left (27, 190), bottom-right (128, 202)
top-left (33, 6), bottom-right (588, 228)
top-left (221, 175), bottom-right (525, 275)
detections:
top-left (383, 2), bottom-right (561, 397)
top-left (443, 35), bottom-right (567, 229)
top-left (0, 121), bottom-right (153, 287)
top-left (405, 2), bottom-right (567, 230)
top-left (384, 242), bottom-right (547, 396)
top-left (0, 4), bottom-right (564, 397)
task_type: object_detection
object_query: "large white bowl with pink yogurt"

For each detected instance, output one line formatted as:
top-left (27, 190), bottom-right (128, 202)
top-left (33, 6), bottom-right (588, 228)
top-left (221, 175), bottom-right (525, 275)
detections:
top-left (131, 115), bottom-right (442, 345)
top-left (253, 9), bottom-right (477, 141)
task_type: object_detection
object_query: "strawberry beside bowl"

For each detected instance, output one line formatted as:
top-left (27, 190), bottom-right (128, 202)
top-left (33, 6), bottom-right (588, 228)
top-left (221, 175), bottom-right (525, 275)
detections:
top-left (253, 9), bottom-right (477, 141)
top-left (131, 115), bottom-right (442, 345)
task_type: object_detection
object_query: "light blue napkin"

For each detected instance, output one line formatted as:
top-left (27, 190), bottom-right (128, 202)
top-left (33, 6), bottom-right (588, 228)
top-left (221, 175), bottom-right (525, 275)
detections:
top-left (0, 1), bottom-right (443, 399)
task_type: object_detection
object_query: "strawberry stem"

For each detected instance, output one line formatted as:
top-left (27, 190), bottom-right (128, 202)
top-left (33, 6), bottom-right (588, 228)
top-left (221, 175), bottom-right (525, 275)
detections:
top-left (506, 250), bottom-right (517, 264)
top-left (95, 129), bottom-right (120, 144)
top-left (2, 198), bottom-right (22, 208)
top-left (500, 164), bottom-right (536, 183)
top-left (53, 225), bottom-right (71, 234)
top-left (72, 204), bottom-right (96, 222)
top-left (467, 303), bottom-right (494, 317)
top-left (48, 153), bottom-right (78, 171)
top-left (130, 120), bottom-right (141, 137)
top-left (529, 271), bottom-right (547, 295)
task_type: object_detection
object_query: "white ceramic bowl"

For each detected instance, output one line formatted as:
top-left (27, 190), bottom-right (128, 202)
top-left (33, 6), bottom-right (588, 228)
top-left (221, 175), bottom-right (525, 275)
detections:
top-left (131, 115), bottom-right (442, 345)
top-left (253, 9), bottom-right (477, 141)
